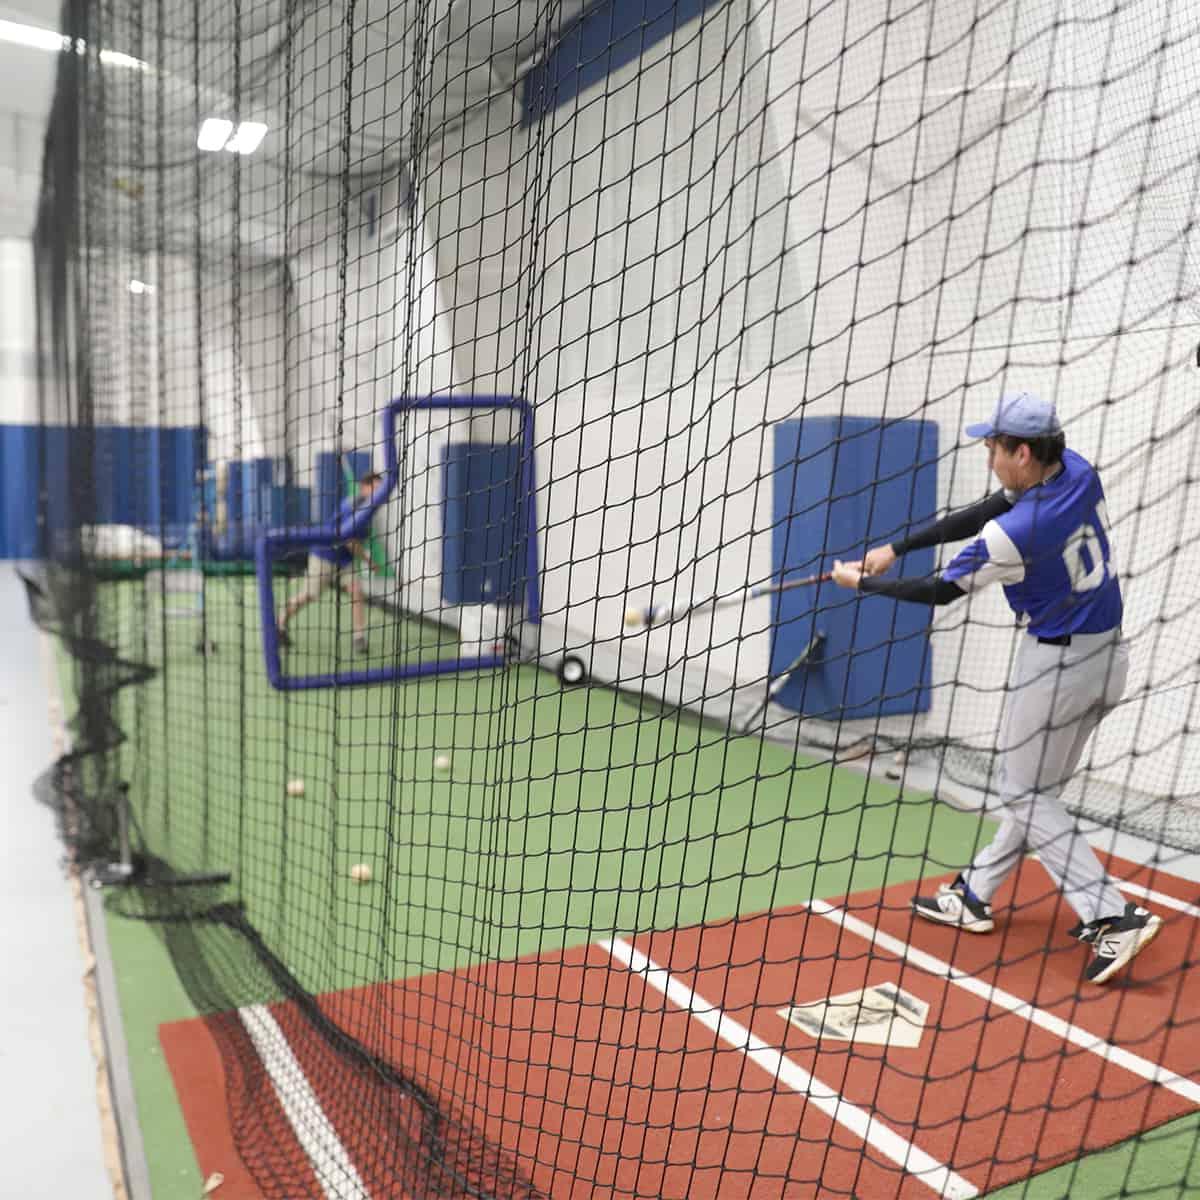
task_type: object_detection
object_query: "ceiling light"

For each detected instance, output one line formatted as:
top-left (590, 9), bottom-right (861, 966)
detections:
top-left (197, 119), bottom-right (269, 155)
top-left (0, 18), bottom-right (147, 70)
top-left (224, 121), bottom-right (268, 155)
top-left (0, 17), bottom-right (66, 52)
top-left (128, 280), bottom-right (154, 295)
top-left (197, 118), bottom-right (234, 152)
top-left (99, 48), bottom-right (149, 71)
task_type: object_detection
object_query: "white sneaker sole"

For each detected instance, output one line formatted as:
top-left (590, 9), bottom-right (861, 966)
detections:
top-left (911, 899), bottom-right (995, 935)
top-left (1090, 914), bottom-right (1163, 984)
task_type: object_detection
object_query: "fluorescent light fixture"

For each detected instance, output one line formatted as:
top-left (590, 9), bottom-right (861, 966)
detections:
top-left (99, 48), bottom-right (149, 71)
top-left (127, 280), bottom-right (154, 295)
top-left (0, 17), bottom-right (65, 52)
top-left (0, 18), bottom-right (148, 69)
top-left (197, 118), bottom-right (234, 152)
top-left (197, 119), bottom-right (269, 155)
top-left (224, 121), bottom-right (268, 155)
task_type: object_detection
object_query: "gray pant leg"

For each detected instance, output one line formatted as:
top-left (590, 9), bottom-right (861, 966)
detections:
top-left (963, 633), bottom-right (1129, 924)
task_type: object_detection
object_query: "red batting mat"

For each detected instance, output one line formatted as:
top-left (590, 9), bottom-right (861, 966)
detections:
top-left (160, 853), bottom-right (1198, 1199)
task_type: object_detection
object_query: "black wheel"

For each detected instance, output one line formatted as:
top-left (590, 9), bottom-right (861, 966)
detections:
top-left (557, 655), bottom-right (587, 686)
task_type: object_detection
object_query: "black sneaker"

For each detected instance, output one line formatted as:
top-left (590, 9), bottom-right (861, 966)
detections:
top-left (353, 636), bottom-right (369, 655)
top-left (1070, 903), bottom-right (1163, 984)
top-left (912, 875), bottom-right (995, 934)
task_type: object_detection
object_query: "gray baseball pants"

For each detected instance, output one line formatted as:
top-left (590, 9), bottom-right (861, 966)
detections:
top-left (963, 627), bottom-right (1130, 925)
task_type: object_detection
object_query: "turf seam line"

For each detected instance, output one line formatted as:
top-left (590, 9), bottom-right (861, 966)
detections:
top-left (238, 1004), bottom-right (370, 1200)
top-left (600, 936), bottom-right (979, 1200)
top-left (808, 901), bottom-right (1200, 1106)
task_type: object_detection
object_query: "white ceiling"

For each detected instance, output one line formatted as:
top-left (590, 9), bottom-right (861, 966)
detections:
top-left (0, 0), bottom-right (588, 249)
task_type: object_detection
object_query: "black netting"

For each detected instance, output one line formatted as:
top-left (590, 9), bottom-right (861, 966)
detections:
top-left (27, 0), bottom-right (1200, 1196)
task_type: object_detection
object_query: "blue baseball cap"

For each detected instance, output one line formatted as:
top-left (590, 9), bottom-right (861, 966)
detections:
top-left (965, 391), bottom-right (1062, 440)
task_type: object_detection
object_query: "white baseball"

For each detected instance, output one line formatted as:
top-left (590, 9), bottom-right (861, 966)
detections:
top-left (286, 778), bottom-right (305, 797)
top-left (434, 753), bottom-right (451, 771)
top-left (350, 863), bottom-right (372, 883)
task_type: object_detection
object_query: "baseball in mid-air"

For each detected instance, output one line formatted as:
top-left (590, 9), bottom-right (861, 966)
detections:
top-left (349, 863), bottom-right (372, 883)
top-left (434, 753), bottom-right (452, 771)
top-left (624, 607), bottom-right (645, 629)
top-left (286, 778), bottom-right (306, 797)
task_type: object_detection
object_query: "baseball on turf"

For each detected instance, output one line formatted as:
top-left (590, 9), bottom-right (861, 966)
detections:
top-left (434, 753), bottom-right (451, 771)
top-left (350, 863), bottom-right (372, 883)
top-left (286, 778), bottom-right (306, 797)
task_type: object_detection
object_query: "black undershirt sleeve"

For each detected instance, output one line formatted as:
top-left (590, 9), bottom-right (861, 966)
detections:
top-left (890, 489), bottom-right (1013, 556)
top-left (858, 574), bottom-right (966, 606)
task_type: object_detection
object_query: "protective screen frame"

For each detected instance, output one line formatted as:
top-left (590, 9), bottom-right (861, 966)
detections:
top-left (256, 395), bottom-right (541, 691)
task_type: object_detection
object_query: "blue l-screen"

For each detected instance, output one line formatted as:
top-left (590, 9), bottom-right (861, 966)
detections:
top-left (771, 417), bottom-right (939, 720)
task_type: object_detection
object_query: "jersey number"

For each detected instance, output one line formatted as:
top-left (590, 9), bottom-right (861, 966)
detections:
top-left (1062, 500), bottom-right (1117, 592)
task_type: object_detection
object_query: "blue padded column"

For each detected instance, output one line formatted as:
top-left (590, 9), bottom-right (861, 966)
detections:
top-left (315, 451), bottom-right (372, 521)
top-left (442, 442), bottom-right (527, 605)
top-left (771, 416), bottom-right (939, 720)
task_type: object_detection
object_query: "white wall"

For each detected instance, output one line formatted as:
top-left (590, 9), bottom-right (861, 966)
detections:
top-left (0, 237), bottom-right (39, 423)
top-left (287, 170), bottom-right (463, 614)
top-left (59, 248), bottom-right (286, 462)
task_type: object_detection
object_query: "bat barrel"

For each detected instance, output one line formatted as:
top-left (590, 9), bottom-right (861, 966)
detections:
top-left (633, 573), bottom-right (827, 630)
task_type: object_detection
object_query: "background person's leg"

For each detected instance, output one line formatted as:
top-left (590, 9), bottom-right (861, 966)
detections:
top-left (280, 555), bottom-right (332, 633)
top-left (341, 575), bottom-right (369, 650)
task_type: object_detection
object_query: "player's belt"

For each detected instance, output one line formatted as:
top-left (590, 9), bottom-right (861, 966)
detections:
top-left (1036, 633), bottom-right (1072, 646)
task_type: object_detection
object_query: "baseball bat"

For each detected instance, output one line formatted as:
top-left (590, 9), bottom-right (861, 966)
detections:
top-left (624, 570), bottom-right (831, 631)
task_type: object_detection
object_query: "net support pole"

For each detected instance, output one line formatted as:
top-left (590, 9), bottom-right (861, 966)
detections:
top-left (89, 783), bottom-right (232, 889)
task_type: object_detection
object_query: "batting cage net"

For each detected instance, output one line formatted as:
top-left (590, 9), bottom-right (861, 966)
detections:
top-left (29, 0), bottom-right (1200, 1196)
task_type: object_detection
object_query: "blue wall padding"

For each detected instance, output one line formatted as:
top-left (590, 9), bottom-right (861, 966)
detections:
top-left (523, 0), bottom-right (725, 123)
top-left (771, 417), bottom-right (939, 720)
top-left (88, 426), bottom-right (206, 529)
top-left (207, 459), bottom-right (310, 561)
top-left (0, 425), bottom-right (44, 558)
top-left (442, 442), bottom-right (528, 604)
top-left (315, 451), bottom-right (372, 522)
top-left (276, 484), bottom-right (310, 527)
top-left (0, 424), bottom-right (206, 558)
top-left (226, 458), bottom-right (276, 526)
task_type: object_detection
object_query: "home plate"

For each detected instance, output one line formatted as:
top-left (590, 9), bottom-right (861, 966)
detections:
top-left (780, 981), bottom-right (930, 1048)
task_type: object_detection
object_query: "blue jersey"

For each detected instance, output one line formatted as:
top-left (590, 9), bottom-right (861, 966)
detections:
top-left (942, 449), bottom-right (1123, 637)
top-left (312, 496), bottom-right (365, 567)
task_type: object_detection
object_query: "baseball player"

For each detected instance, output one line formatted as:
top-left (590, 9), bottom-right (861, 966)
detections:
top-left (831, 392), bottom-right (1161, 984)
top-left (277, 472), bottom-right (385, 654)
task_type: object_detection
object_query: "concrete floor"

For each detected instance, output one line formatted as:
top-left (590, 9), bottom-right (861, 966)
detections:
top-left (0, 564), bottom-right (111, 1198)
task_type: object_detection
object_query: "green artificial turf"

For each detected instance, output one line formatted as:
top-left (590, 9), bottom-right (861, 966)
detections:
top-left (103, 578), bottom-right (986, 990)
top-left (983, 1113), bottom-right (1200, 1199)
